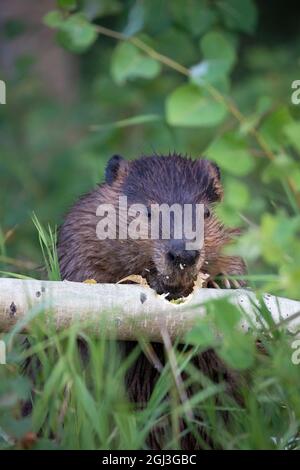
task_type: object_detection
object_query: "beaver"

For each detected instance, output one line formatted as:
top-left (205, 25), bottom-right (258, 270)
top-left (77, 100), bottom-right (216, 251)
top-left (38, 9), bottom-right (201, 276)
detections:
top-left (57, 153), bottom-right (246, 449)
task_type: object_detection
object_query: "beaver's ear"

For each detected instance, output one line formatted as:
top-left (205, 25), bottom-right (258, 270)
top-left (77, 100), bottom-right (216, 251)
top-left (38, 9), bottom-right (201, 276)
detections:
top-left (105, 155), bottom-right (129, 184)
top-left (205, 159), bottom-right (223, 202)
top-left (195, 158), bottom-right (223, 202)
top-left (209, 161), bottom-right (221, 181)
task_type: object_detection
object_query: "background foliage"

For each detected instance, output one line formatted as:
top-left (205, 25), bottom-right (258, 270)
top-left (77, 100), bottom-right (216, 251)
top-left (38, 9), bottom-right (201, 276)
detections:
top-left (1, 0), bottom-right (300, 450)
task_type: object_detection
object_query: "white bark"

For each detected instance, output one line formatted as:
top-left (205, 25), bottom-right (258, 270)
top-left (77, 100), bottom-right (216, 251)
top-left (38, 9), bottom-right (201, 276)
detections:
top-left (0, 278), bottom-right (299, 341)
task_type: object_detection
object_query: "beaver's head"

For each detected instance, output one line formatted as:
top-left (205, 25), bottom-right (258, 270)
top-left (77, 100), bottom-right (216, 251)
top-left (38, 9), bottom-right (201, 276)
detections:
top-left (105, 153), bottom-right (225, 297)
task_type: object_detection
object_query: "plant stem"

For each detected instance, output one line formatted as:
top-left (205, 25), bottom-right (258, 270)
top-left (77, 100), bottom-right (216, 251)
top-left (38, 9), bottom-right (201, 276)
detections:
top-left (94, 24), bottom-right (300, 207)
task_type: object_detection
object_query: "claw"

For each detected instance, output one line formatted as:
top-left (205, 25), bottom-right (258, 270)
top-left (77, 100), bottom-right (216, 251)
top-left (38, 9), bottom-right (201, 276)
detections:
top-left (211, 280), bottom-right (221, 289)
top-left (223, 278), bottom-right (231, 289)
top-left (232, 279), bottom-right (242, 289)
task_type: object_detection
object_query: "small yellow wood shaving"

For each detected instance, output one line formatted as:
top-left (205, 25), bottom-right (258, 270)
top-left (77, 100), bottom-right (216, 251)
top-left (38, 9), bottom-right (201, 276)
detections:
top-left (193, 271), bottom-right (210, 290)
top-left (83, 279), bottom-right (97, 284)
top-left (169, 297), bottom-right (186, 304)
top-left (117, 275), bottom-right (149, 287)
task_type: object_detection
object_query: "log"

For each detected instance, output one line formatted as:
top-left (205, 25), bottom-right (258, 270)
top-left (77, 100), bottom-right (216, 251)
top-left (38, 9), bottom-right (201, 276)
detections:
top-left (0, 278), bottom-right (299, 342)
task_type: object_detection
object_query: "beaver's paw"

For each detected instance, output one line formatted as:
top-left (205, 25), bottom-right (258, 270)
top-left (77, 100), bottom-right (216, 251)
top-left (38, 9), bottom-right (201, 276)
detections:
top-left (220, 274), bottom-right (244, 289)
top-left (208, 279), bottom-right (221, 289)
top-left (208, 274), bottom-right (244, 289)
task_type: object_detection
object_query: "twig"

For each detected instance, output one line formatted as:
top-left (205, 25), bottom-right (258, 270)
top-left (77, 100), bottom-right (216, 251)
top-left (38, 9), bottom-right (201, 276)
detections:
top-left (93, 24), bottom-right (300, 207)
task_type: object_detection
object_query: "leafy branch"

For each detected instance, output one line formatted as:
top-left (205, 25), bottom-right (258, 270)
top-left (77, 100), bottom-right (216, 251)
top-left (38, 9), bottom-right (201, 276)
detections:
top-left (92, 24), bottom-right (300, 207)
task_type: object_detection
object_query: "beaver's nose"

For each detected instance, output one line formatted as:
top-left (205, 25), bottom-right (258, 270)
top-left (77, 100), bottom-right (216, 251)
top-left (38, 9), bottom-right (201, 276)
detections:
top-left (166, 241), bottom-right (200, 267)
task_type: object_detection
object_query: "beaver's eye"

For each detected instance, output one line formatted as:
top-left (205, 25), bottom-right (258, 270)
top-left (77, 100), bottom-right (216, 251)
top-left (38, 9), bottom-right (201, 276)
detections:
top-left (204, 207), bottom-right (211, 219)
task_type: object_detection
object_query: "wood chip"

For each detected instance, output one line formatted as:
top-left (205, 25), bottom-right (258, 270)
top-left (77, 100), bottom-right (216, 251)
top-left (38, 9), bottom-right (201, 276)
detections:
top-left (83, 279), bottom-right (97, 284)
top-left (117, 275), bottom-right (149, 287)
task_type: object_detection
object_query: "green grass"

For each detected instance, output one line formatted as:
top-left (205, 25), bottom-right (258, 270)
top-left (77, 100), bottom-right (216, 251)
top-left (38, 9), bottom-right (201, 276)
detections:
top-left (31, 213), bottom-right (60, 282)
top-left (0, 217), bottom-right (300, 450)
top-left (1, 0), bottom-right (300, 451)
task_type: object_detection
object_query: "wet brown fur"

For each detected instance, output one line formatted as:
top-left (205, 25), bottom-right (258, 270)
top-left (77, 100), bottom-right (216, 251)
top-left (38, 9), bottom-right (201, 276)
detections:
top-left (57, 154), bottom-right (246, 449)
top-left (58, 154), bottom-right (245, 294)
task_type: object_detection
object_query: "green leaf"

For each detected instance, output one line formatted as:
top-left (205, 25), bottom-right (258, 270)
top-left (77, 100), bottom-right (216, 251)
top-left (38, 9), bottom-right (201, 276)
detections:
top-left (170, 0), bottom-right (216, 36)
top-left (57, 0), bottom-right (77, 10)
top-left (205, 300), bottom-right (255, 370)
top-left (111, 42), bottom-right (161, 84)
top-left (283, 121), bottom-right (300, 152)
top-left (217, 0), bottom-right (257, 34)
top-left (186, 320), bottom-right (216, 349)
top-left (191, 31), bottom-right (236, 85)
top-left (260, 108), bottom-right (293, 151)
top-left (56, 13), bottom-right (97, 53)
top-left (82, 0), bottom-right (122, 20)
top-left (43, 10), bottom-right (64, 29)
top-left (155, 27), bottom-right (199, 66)
top-left (223, 177), bottom-right (250, 210)
top-left (206, 132), bottom-right (255, 175)
top-left (219, 333), bottom-right (255, 370)
top-left (209, 300), bottom-right (241, 335)
top-left (123, 1), bottom-right (145, 37)
top-left (143, 0), bottom-right (171, 35)
top-left (201, 32), bottom-right (236, 68)
top-left (166, 84), bottom-right (227, 127)
top-left (262, 154), bottom-right (300, 186)
top-left (260, 213), bottom-right (300, 266)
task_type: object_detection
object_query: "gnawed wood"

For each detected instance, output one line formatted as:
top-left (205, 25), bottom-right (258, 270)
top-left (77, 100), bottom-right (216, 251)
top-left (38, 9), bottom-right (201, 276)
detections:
top-left (0, 278), bottom-right (299, 341)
